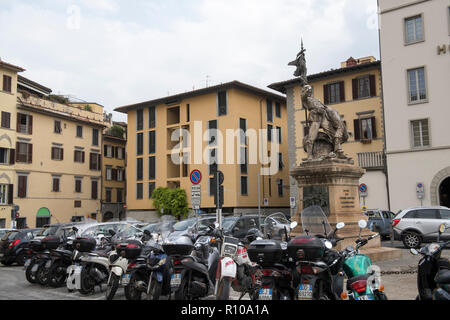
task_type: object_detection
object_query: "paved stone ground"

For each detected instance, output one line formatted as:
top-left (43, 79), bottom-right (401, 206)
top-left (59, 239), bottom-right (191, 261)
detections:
top-left (0, 240), bottom-right (447, 300)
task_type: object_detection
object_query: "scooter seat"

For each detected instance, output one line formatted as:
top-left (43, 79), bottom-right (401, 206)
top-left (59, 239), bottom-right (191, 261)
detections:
top-left (435, 269), bottom-right (450, 285)
top-left (346, 274), bottom-right (370, 290)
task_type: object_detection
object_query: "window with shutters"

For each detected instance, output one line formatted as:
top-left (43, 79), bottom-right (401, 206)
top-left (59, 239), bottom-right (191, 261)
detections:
top-left (3, 75), bottom-right (12, 92)
top-left (405, 15), bottom-right (424, 44)
top-left (275, 102), bottom-right (281, 118)
top-left (117, 188), bottom-right (124, 203)
top-left (116, 147), bottom-right (124, 160)
top-left (149, 106), bottom-right (156, 128)
top-left (51, 146), bottom-right (63, 161)
top-left (241, 176), bottom-right (248, 196)
top-left (74, 200), bottom-right (81, 208)
top-left (0, 184), bottom-right (7, 204)
top-left (276, 126), bottom-right (282, 144)
top-left (74, 150), bottom-right (85, 163)
top-left (18, 176), bottom-right (27, 198)
top-left (136, 158), bottom-right (143, 181)
top-left (209, 148), bottom-right (218, 175)
top-left (0, 148), bottom-right (8, 164)
top-left (16, 142), bottom-right (32, 163)
top-left (278, 179), bottom-right (284, 197)
top-left (75, 179), bottom-right (82, 193)
top-left (353, 75), bottom-right (376, 100)
top-left (106, 166), bottom-right (112, 181)
top-left (358, 76), bottom-right (371, 99)
top-left (91, 180), bottom-right (98, 199)
top-left (208, 120), bottom-right (217, 146)
top-left (278, 153), bottom-right (284, 171)
top-left (324, 82), bottom-right (344, 104)
top-left (217, 91), bottom-right (227, 116)
top-left (52, 177), bottom-right (60, 192)
top-left (54, 120), bottom-right (62, 134)
top-left (148, 182), bottom-right (156, 199)
top-left (149, 131), bottom-right (156, 154)
top-left (411, 119), bottom-right (430, 148)
top-left (267, 124), bottom-right (273, 142)
top-left (149, 156), bottom-right (156, 180)
top-left (17, 113), bottom-right (32, 134)
top-left (266, 99), bottom-right (273, 122)
top-left (117, 167), bottom-right (124, 182)
top-left (105, 188), bottom-right (112, 203)
top-left (240, 147), bottom-right (248, 174)
top-left (105, 145), bottom-right (113, 158)
top-left (137, 133), bottom-right (144, 155)
top-left (89, 153), bottom-right (101, 170)
top-left (76, 125), bottom-right (83, 138)
top-left (92, 128), bottom-right (99, 146)
top-left (239, 118), bottom-right (247, 145)
top-left (137, 109), bottom-right (144, 131)
top-left (353, 117), bottom-right (377, 142)
top-left (407, 67), bottom-right (427, 103)
top-left (1, 111), bottom-right (11, 128)
top-left (136, 183), bottom-right (143, 199)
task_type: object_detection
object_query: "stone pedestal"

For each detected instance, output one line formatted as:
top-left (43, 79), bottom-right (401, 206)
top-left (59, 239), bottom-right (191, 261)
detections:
top-left (290, 159), bottom-right (401, 261)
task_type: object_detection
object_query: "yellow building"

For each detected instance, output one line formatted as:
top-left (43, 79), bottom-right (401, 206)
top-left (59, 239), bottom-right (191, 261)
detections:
top-left (11, 76), bottom-right (107, 228)
top-left (0, 59), bottom-right (25, 228)
top-left (115, 81), bottom-right (290, 221)
top-left (269, 57), bottom-right (389, 211)
top-left (101, 122), bottom-right (127, 221)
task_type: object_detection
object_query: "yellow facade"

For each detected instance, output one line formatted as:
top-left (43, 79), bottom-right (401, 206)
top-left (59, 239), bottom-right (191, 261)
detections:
top-left (0, 60), bottom-right (24, 228)
top-left (13, 88), bottom-right (106, 227)
top-left (116, 81), bottom-right (290, 218)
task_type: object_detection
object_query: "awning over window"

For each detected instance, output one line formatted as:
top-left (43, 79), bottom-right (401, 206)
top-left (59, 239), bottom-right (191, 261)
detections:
top-left (36, 207), bottom-right (51, 217)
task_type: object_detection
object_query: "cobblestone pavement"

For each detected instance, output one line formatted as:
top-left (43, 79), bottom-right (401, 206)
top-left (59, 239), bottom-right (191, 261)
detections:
top-left (0, 241), bottom-right (447, 300)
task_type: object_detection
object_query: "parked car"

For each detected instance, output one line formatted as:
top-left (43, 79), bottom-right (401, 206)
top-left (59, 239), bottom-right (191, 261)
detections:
top-left (222, 214), bottom-right (264, 241)
top-left (260, 212), bottom-right (292, 239)
top-left (166, 216), bottom-right (216, 241)
top-left (0, 229), bottom-right (15, 239)
top-left (364, 209), bottom-right (395, 240)
top-left (392, 206), bottom-right (450, 248)
top-left (0, 228), bottom-right (42, 266)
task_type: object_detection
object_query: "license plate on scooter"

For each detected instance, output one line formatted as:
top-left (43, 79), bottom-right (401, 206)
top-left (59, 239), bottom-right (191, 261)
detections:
top-left (31, 263), bottom-right (39, 273)
top-left (170, 273), bottom-right (181, 288)
top-left (258, 288), bottom-right (272, 300)
top-left (45, 260), bottom-right (52, 269)
top-left (122, 273), bottom-right (131, 286)
top-left (297, 284), bottom-right (313, 300)
top-left (355, 294), bottom-right (374, 300)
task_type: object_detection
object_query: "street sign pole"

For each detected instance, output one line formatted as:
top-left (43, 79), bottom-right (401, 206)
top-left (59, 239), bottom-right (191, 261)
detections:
top-left (258, 173), bottom-right (261, 232)
top-left (216, 171), bottom-right (222, 229)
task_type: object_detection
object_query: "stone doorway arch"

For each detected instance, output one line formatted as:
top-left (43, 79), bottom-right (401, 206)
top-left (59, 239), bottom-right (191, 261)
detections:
top-left (430, 166), bottom-right (450, 206)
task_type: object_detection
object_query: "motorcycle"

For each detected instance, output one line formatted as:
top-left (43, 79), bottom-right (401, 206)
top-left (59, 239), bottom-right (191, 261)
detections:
top-left (410, 223), bottom-right (450, 300)
top-left (287, 205), bottom-right (345, 300)
top-left (340, 219), bottom-right (387, 300)
top-left (125, 234), bottom-right (171, 300)
top-left (66, 234), bottom-right (112, 295)
top-left (45, 236), bottom-right (75, 288)
top-left (24, 239), bottom-right (48, 284)
top-left (172, 224), bottom-right (221, 300)
top-left (25, 236), bottom-right (61, 286)
top-left (247, 213), bottom-right (298, 300)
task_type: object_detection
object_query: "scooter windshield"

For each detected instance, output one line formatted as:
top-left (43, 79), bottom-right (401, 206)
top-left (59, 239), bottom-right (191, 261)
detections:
top-left (301, 205), bottom-right (333, 238)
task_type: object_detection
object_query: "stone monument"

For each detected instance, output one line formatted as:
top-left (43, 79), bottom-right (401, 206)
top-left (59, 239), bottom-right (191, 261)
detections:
top-left (288, 41), bottom-right (400, 261)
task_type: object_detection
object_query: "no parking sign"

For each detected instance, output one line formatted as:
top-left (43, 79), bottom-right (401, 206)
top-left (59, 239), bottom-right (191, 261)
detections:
top-left (359, 183), bottom-right (368, 197)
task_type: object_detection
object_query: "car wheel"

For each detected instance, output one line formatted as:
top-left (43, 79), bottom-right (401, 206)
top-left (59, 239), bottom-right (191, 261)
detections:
top-left (16, 252), bottom-right (27, 266)
top-left (402, 231), bottom-right (422, 249)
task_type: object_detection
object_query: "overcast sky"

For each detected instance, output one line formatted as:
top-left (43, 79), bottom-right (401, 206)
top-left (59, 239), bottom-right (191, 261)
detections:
top-left (0, 0), bottom-right (379, 122)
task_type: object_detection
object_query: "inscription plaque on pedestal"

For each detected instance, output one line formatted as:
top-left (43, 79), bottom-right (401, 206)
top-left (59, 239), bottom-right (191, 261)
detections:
top-left (303, 185), bottom-right (330, 216)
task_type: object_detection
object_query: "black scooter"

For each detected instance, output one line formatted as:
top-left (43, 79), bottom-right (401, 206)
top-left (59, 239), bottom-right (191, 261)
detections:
top-left (411, 223), bottom-right (450, 300)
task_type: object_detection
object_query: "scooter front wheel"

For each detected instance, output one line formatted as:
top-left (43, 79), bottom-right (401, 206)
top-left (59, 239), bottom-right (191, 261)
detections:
top-left (25, 263), bottom-right (37, 284)
top-left (147, 278), bottom-right (162, 300)
top-left (105, 273), bottom-right (120, 300)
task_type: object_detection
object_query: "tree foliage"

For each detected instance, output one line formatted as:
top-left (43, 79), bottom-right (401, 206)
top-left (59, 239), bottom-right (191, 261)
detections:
top-left (152, 187), bottom-right (189, 219)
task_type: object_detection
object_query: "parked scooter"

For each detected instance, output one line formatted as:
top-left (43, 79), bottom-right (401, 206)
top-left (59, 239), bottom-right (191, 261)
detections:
top-left (24, 239), bottom-right (49, 284)
top-left (410, 223), bottom-right (450, 300)
top-left (340, 220), bottom-right (387, 300)
top-left (247, 214), bottom-right (298, 300)
top-left (287, 206), bottom-right (345, 300)
top-left (44, 236), bottom-right (74, 288)
top-left (25, 236), bottom-right (61, 286)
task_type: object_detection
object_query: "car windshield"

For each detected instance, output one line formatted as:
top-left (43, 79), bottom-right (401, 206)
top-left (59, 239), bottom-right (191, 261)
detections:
top-left (1, 231), bottom-right (19, 241)
top-left (222, 217), bottom-right (238, 232)
top-left (81, 224), bottom-right (127, 237)
top-left (38, 226), bottom-right (59, 236)
top-left (366, 211), bottom-right (381, 219)
top-left (172, 219), bottom-right (196, 231)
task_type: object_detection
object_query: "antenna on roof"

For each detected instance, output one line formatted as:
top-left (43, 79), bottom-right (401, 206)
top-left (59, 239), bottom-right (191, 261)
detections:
top-left (205, 75), bottom-right (211, 88)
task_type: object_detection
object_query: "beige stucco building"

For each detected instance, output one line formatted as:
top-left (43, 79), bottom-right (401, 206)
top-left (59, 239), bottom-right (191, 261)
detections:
top-left (115, 81), bottom-right (290, 221)
top-left (269, 56), bottom-right (389, 213)
top-left (10, 78), bottom-right (107, 228)
top-left (0, 59), bottom-right (25, 228)
top-left (378, 0), bottom-right (450, 212)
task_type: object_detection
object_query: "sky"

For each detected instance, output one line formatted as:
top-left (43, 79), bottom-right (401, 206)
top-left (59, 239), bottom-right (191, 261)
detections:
top-left (0, 0), bottom-right (379, 122)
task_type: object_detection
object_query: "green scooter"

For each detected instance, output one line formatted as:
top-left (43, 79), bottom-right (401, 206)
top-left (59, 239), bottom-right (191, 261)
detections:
top-left (340, 220), bottom-right (387, 300)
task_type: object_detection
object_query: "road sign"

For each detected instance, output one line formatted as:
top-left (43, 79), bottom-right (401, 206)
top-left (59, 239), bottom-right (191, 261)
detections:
top-left (359, 183), bottom-right (368, 197)
top-left (191, 185), bottom-right (201, 209)
top-left (190, 170), bottom-right (202, 185)
top-left (416, 182), bottom-right (424, 199)
top-left (290, 197), bottom-right (296, 209)
top-left (264, 198), bottom-right (269, 207)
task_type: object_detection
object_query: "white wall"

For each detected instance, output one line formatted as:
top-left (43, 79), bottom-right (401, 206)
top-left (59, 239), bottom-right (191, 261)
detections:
top-left (359, 171), bottom-right (389, 210)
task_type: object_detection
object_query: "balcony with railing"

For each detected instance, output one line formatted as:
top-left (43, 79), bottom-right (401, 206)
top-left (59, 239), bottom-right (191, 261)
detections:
top-left (357, 151), bottom-right (385, 169)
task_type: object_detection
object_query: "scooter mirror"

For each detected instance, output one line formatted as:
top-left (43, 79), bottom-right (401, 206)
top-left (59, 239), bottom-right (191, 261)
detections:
top-left (214, 222), bottom-right (219, 229)
top-left (410, 248), bottom-right (419, 255)
top-left (290, 221), bottom-right (298, 230)
top-left (324, 240), bottom-right (333, 249)
top-left (439, 224), bottom-right (446, 234)
top-left (358, 220), bottom-right (368, 229)
top-left (336, 222), bottom-right (345, 230)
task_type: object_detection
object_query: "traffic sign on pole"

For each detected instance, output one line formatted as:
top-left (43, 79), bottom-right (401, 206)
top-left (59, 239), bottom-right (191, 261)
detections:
top-left (359, 183), bottom-right (368, 197)
top-left (190, 169), bottom-right (202, 185)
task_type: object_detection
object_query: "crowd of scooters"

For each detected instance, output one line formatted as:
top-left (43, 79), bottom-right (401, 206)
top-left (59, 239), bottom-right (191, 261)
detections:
top-left (17, 206), bottom-right (450, 300)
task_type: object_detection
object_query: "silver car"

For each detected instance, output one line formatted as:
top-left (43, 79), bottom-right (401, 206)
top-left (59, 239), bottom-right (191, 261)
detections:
top-left (392, 206), bottom-right (450, 248)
